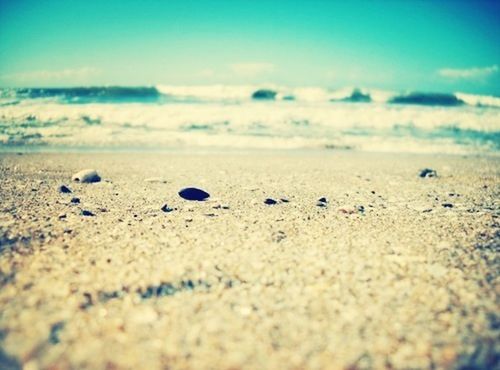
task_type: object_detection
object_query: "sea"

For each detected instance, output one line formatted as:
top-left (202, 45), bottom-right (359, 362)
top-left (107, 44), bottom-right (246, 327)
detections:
top-left (0, 85), bottom-right (499, 154)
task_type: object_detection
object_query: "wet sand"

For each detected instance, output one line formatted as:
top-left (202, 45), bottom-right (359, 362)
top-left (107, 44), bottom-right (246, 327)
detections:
top-left (0, 151), bottom-right (498, 369)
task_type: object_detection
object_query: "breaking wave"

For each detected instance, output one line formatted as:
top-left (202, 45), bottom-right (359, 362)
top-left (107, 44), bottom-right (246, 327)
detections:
top-left (0, 93), bottom-right (498, 154)
top-left (389, 92), bottom-right (464, 107)
top-left (1, 86), bottom-right (499, 108)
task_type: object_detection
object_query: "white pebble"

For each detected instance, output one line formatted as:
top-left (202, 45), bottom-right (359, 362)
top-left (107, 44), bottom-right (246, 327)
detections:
top-left (72, 169), bottom-right (101, 183)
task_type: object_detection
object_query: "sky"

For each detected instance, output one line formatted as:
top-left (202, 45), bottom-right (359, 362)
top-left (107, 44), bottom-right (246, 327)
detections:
top-left (0, 0), bottom-right (499, 94)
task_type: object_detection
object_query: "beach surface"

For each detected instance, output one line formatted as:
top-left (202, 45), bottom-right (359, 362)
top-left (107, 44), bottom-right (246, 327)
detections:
top-left (0, 151), bottom-right (498, 369)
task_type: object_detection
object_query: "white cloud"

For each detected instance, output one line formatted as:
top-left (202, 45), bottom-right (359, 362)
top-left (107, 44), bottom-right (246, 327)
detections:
top-left (229, 62), bottom-right (275, 77)
top-left (1, 67), bottom-right (100, 83)
top-left (438, 65), bottom-right (498, 80)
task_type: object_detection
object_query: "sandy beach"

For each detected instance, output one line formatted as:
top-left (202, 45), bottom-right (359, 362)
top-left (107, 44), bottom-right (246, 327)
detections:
top-left (0, 151), bottom-right (498, 369)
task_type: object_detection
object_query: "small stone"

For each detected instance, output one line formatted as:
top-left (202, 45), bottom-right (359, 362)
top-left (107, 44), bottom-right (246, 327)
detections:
top-left (178, 187), bottom-right (210, 201)
top-left (145, 177), bottom-right (167, 183)
top-left (161, 204), bottom-right (174, 213)
top-left (339, 207), bottom-right (356, 214)
top-left (442, 203), bottom-right (453, 208)
top-left (213, 204), bottom-right (230, 210)
top-left (70, 197), bottom-right (80, 204)
top-left (317, 197), bottom-right (328, 207)
top-left (72, 169), bottom-right (101, 183)
top-left (49, 321), bottom-right (65, 344)
top-left (420, 168), bottom-right (437, 178)
top-left (280, 198), bottom-right (290, 203)
top-left (264, 198), bottom-right (277, 205)
top-left (81, 210), bottom-right (95, 217)
top-left (59, 185), bottom-right (72, 193)
top-left (58, 213), bottom-right (67, 219)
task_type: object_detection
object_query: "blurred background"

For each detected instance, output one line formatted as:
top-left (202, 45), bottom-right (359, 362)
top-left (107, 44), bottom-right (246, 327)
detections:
top-left (0, 0), bottom-right (499, 154)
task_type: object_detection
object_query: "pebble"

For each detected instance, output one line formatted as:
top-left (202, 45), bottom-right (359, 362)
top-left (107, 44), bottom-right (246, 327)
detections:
top-left (49, 321), bottom-right (65, 344)
top-left (442, 203), bottom-right (454, 208)
top-left (161, 204), bottom-right (175, 213)
top-left (213, 204), bottom-right (230, 210)
top-left (70, 197), bottom-right (80, 204)
top-left (144, 177), bottom-right (167, 183)
top-left (338, 207), bottom-right (356, 214)
top-left (72, 169), bottom-right (101, 183)
top-left (420, 168), bottom-right (437, 178)
top-left (59, 185), bottom-right (72, 193)
top-left (81, 210), bottom-right (95, 217)
top-left (264, 198), bottom-right (278, 205)
top-left (178, 187), bottom-right (210, 201)
top-left (317, 197), bottom-right (328, 207)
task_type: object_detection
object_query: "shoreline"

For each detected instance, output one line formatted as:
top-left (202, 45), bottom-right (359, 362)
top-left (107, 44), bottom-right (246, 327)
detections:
top-left (0, 151), bottom-right (498, 369)
top-left (1, 145), bottom-right (499, 158)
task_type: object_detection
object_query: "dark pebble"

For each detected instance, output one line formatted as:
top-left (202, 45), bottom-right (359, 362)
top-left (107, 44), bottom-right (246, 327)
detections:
top-left (213, 204), bottom-right (230, 210)
top-left (70, 197), bottom-right (80, 204)
top-left (264, 198), bottom-right (278, 205)
top-left (280, 198), bottom-right (290, 203)
top-left (98, 290), bottom-right (124, 302)
top-left (59, 185), bottom-right (72, 193)
top-left (161, 204), bottom-right (174, 212)
top-left (49, 321), bottom-right (65, 344)
top-left (316, 202), bottom-right (327, 207)
top-left (318, 197), bottom-right (328, 203)
top-left (178, 187), bottom-right (210, 201)
top-left (442, 203), bottom-right (453, 208)
top-left (81, 210), bottom-right (95, 216)
top-left (420, 168), bottom-right (437, 178)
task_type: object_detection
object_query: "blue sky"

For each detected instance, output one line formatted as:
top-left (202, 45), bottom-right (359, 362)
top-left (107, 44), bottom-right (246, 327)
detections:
top-left (0, 0), bottom-right (499, 94)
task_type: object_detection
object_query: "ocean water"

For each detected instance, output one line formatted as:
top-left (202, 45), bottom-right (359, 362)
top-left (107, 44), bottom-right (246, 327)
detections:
top-left (0, 85), bottom-right (499, 154)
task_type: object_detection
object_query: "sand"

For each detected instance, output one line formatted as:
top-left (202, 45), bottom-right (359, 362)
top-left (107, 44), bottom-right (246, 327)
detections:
top-left (0, 151), bottom-right (498, 370)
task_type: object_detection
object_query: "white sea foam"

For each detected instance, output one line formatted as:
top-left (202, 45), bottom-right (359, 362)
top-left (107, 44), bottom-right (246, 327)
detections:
top-left (156, 84), bottom-right (258, 101)
top-left (455, 92), bottom-right (500, 108)
top-left (1, 96), bottom-right (498, 154)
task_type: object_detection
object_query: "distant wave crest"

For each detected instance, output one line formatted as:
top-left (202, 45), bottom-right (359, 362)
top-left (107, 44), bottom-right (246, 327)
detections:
top-left (1, 86), bottom-right (499, 108)
top-left (389, 92), bottom-right (464, 107)
top-left (2, 86), bottom-right (161, 103)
